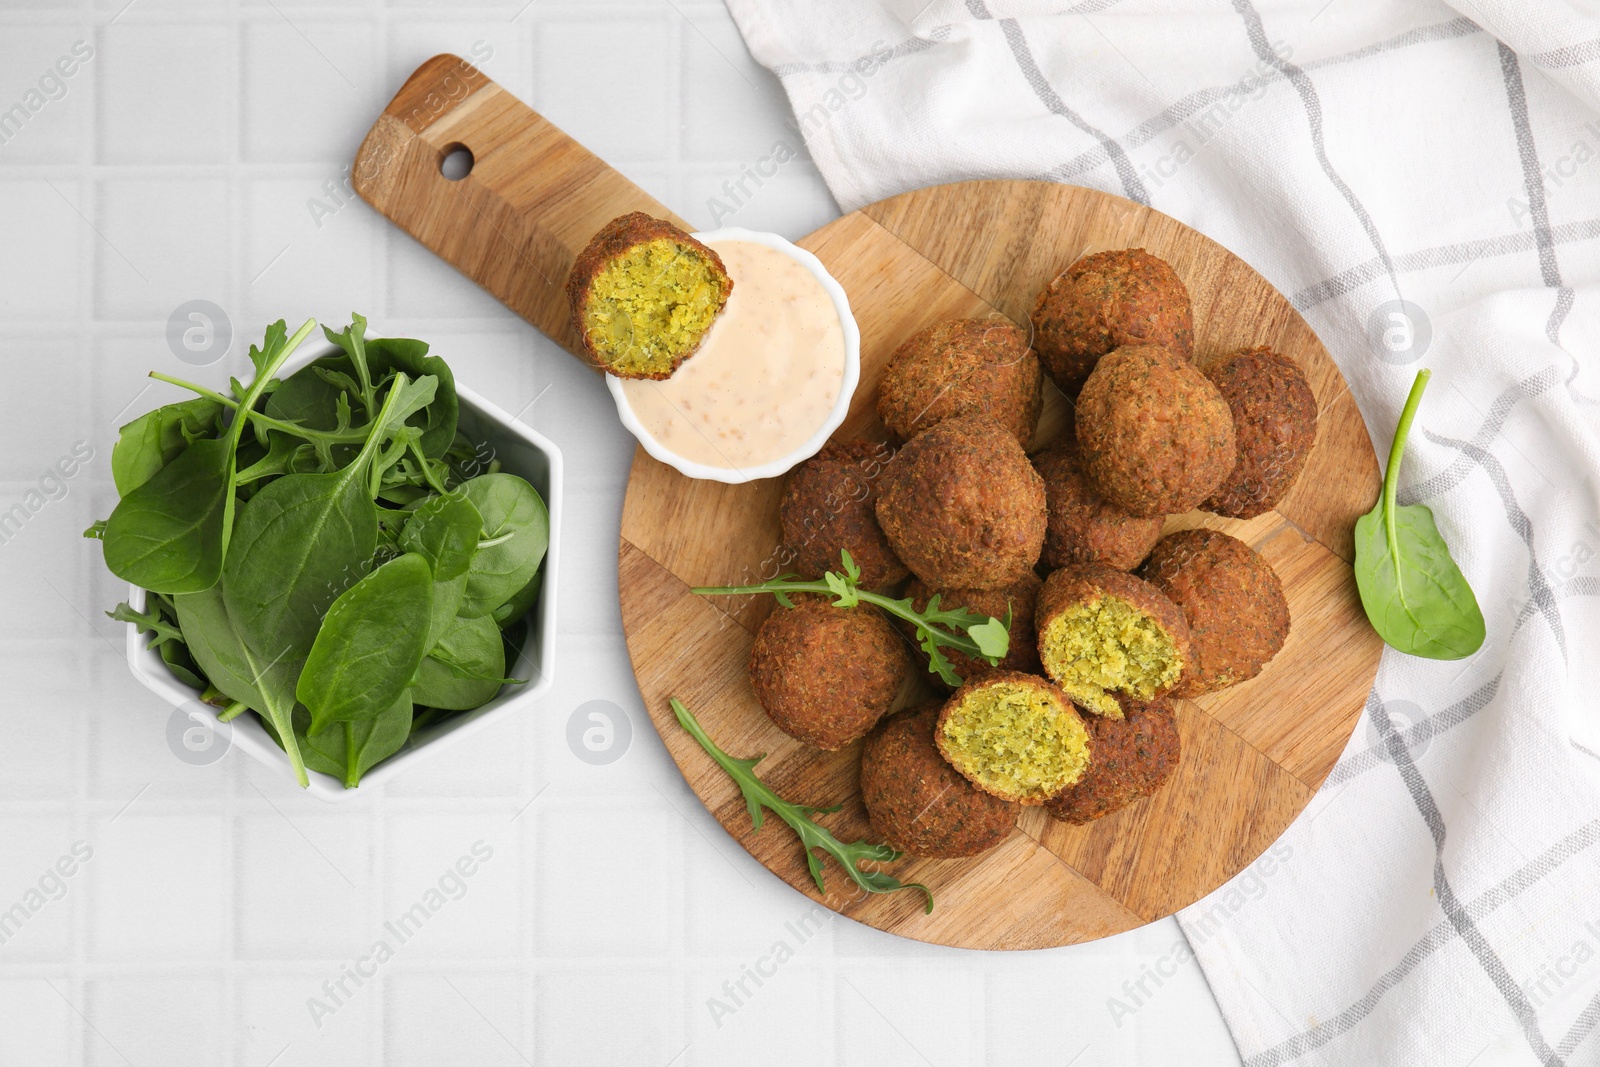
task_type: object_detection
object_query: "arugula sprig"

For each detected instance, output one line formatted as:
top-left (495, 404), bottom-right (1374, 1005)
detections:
top-left (691, 550), bottom-right (1010, 686)
top-left (670, 697), bottom-right (932, 913)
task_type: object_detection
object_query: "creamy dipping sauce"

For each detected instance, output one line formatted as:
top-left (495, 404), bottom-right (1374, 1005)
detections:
top-left (619, 239), bottom-right (846, 471)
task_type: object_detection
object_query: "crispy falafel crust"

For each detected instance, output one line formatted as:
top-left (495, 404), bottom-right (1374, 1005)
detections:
top-left (1045, 696), bottom-right (1180, 824)
top-left (1030, 248), bottom-right (1195, 398)
top-left (1139, 529), bottom-right (1289, 697)
top-left (861, 703), bottom-right (1017, 858)
top-left (901, 572), bottom-right (1044, 687)
top-left (877, 318), bottom-right (1043, 447)
top-left (875, 414), bottom-right (1047, 590)
top-left (566, 211), bottom-right (732, 380)
top-left (1035, 564), bottom-right (1194, 716)
top-left (1200, 346), bottom-right (1320, 518)
top-left (1075, 344), bottom-right (1236, 518)
top-left (779, 440), bottom-right (908, 589)
top-left (934, 670), bottom-right (1091, 805)
top-left (1033, 441), bottom-right (1165, 571)
top-left (747, 598), bottom-right (912, 751)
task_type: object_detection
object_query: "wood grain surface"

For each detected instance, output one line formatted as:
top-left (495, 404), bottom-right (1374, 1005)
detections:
top-left (357, 57), bottom-right (1384, 949)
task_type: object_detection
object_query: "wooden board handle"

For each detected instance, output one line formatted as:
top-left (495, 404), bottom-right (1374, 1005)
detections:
top-left (352, 54), bottom-right (687, 358)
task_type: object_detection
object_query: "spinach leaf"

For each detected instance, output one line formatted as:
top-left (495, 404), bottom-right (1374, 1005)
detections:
top-left (413, 613), bottom-right (509, 710)
top-left (298, 553), bottom-right (433, 737)
top-left (101, 320), bottom-right (317, 594)
top-left (399, 492), bottom-right (482, 581)
top-left (112, 397), bottom-right (224, 496)
top-left (221, 372), bottom-right (437, 785)
top-left (490, 571), bottom-right (543, 627)
top-left (1354, 369), bottom-right (1486, 660)
top-left (296, 693), bottom-right (414, 788)
top-left (101, 436), bottom-right (237, 595)
top-left (177, 585), bottom-right (327, 790)
top-left (425, 573), bottom-right (469, 652)
top-left (456, 474), bottom-right (550, 618)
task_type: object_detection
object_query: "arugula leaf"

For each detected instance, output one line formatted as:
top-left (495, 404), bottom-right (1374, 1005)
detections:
top-left (1354, 369), bottom-right (1486, 660)
top-left (693, 551), bottom-right (1009, 686)
top-left (671, 698), bottom-right (932, 912)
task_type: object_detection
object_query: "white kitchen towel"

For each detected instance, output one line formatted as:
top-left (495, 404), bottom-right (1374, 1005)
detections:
top-left (723, 1), bottom-right (1600, 1064)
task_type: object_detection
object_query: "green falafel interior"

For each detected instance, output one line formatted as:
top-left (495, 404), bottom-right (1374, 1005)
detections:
top-left (939, 679), bottom-right (1090, 803)
top-left (1038, 594), bottom-right (1185, 717)
top-left (582, 237), bottom-right (728, 376)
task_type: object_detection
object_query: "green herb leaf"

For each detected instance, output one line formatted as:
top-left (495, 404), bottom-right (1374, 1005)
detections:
top-left (111, 396), bottom-right (224, 496)
top-left (670, 697), bottom-right (932, 912)
top-left (413, 612), bottom-right (512, 710)
top-left (298, 552), bottom-right (434, 737)
top-left (668, 697), bottom-right (934, 915)
top-left (1354, 369), bottom-right (1486, 660)
top-left (455, 474), bottom-right (550, 618)
top-left (101, 319), bottom-right (316, 594)
top-left (693, 551), bottom-right (1009, 685)
top-left (399, 491), bottom-right (483, 582)
top-left (292, 692), bottom-right (414, 789)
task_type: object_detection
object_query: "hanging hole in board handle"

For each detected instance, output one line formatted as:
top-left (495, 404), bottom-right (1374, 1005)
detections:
top-left (439, 144), bottom-right (474, 181)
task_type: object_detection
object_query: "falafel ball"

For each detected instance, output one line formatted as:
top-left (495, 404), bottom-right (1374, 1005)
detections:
top-left (1033, 441), bottom-right (1165, 571)
top-left (875, 414), bottom-right (1047, 590)
top-left (567, 212), bottom-right (732, 379)
top-left (877, 318), bottom-right (1043, 448)
top-left (779, 440), bottom-right (908, 589)
top-left (747, 597), bottom-right (913, 750)
top-left (1075, 344), bottom-right (1236, 518)
top-left (901, 572), bottom-right (1043, 687)
top-left (861, 703), bottom-right (1018, 857)
top-left (935, 671), bottom-right (1091, 804)
top-left (1030, 248), bottom-right (1195, 397)
top-left (1036, 564), bottom-right (1192, 718)
top-left (1200, 346), bottom-right (1320, 518)
top-left (1045, 696), bottom-right (1181, 824)
top-left (1138, 529), bottom-right (1288, 696)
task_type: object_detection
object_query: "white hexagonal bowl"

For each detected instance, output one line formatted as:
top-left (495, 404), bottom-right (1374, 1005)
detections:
top-left (121, 347), bottom-right (562, 801)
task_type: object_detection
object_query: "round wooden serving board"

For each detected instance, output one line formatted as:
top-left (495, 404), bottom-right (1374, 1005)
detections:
top-left (355, 56), bottom-right (1384, 949)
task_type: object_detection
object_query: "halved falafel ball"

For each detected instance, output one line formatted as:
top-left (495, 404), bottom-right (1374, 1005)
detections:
top-left (875, 414), bottom-right (1047, 590)
top-left (1138, 529), bottom-right (1288, 696)
top-left (567, 212), bottom-right (732, 379)
top-left (935, 671), bottom-right (1091, 804)
top-left (779, 440), bottom-right (908, 589)
top-left (1030, 248), bottom-right (1195, 397)
top-left (1200, 346), bottom-right (1320, 518)
top-left (1076, 344), bottom-right (1236, 518)
top-left (1045, 696), bottom-right (1180, 824)
top-left (1033, 441), bottom-right (1165, 571)
top-left (1036, 564), bottom-right (1192, 718)
top-left (877, 319), bottom-right (1043, 447)
top-left (861, 703), bottom-right (1018, 857)
top-left (901, 572), bottom-right (1043, 687)
top-left (747, 597), bottom-right (913, 750)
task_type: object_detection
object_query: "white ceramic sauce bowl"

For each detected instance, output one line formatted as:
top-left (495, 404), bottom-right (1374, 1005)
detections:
top-left (123, 345), bottom-right (562, 801)
top-left (604, 227), bottom-right (860, 484)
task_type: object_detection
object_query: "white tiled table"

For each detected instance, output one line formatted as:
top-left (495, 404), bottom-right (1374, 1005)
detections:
top-left (0, 2), bottom-right (1242, 1063)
